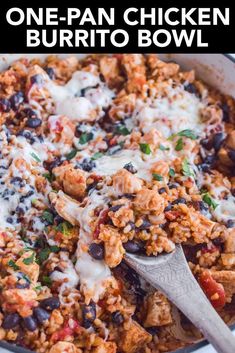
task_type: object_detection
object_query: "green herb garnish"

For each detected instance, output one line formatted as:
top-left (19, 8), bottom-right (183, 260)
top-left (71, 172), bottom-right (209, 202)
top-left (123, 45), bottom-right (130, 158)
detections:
top-left (23, 252), bottom-right (35, 265)
top-left (139, 143), bottom-right (151, 155)
top-left (159, 144), bottom-right (170, 151)
top-left (50, 245), bottom-right (60, 253)
top-left (8, 260), bottom-right (20, 271)
top-left (66, 149), bottom-right (77, 160)
top-left (56, 221), bottom-right (72, 236)
top-left (152, 173), bottom-right (163, 181)
top-left (43, 173), bottom-right (55, 183)
top-left (91, 152), bottom-right (103, 160)
top-left (38, 248), bottom-right (51, 263)
top-left (115, 125), bottom-right (130, 136)
top-left (169, 168), bottom-right (175, 177)
top-left (42, 210), bottom-right (54, 225)
top-left (182, 159), bottom-right (194, 177)
top-left (175, 138), bottom-right (184, 151)
top-left (42, 276), bottom-right (52, 287)
top-left (31, 152), bottom-right (41, 163)
top-left (177, 129), bottom-right (198, 140)
top-left (79, 132), bottom-right (93, 145)
top-left (202, 193), bottom-right (218, 210)
top-left (169, 129), bottom-right (198, 141)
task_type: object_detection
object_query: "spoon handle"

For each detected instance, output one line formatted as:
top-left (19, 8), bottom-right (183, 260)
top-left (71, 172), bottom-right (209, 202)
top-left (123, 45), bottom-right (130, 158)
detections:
top-left (125, 246), bottom-right (235, 353)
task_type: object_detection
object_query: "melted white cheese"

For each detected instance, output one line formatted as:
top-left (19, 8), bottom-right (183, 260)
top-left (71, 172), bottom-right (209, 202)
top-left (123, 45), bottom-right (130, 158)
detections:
top-left (45, 70), bottom-right (114, 121)
top-left (134, 85), bottom-right (205, 137)
top-left (93, 148), bottom-right (177, 181)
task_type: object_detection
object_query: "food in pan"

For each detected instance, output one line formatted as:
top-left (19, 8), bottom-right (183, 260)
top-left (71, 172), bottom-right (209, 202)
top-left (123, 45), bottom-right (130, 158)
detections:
top-left (0, 54), bottom-right (235, 353)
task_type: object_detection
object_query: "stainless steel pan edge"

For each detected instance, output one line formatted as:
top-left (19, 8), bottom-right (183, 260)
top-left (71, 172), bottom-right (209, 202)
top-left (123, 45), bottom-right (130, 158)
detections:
top-left (0, 53), bottom-right (235, 353)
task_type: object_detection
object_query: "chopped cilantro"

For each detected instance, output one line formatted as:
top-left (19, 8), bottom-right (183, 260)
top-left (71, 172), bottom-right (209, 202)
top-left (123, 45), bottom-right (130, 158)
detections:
top-left (50, 245), bottom-right (60, 253)
top-left (42, 276), bottom-right (52, 287)
top-left (177, 129), bottom-right (198, 140)
top-left (42, 210), bottom-right (54, 225)
top-left (43, 173), bottom-right (55, 183)
top-left (159, 144), bottom-right (170, 151)
top-left (139, 143), bottom-right (151, 155)
top-left (115, 125), bottom-right (130, 136)
top-left (34, 285), bottom-right (42, 291)
top-left (79, 132), bottom-right (94, 145)
top-left (202, 193), bottom-right (218, 210)
top-left (56, 221), bottom-right (72, 236)
top-left (169, 129), bottom-right (198, 141)
top-left (169, 168), bottom-right (175, 177)
top-left (38, 248), bottom-right (51, 263)
top-left (23, 253), bottom-right (35, 265)
top-left (8, 260), bottom-right (20, 271)
top-left (152, 173), bottom-right (163, 181)
top-left (91, 152), bottom-right (103, 160)
top-left (66, 149), bottom-right (77, 160)
top-left (182, 159), bottom-right (194, 177)
top-left (175, 138), bottom-right (184, 151)
top-left (31, 152), bottom-right (41, 163)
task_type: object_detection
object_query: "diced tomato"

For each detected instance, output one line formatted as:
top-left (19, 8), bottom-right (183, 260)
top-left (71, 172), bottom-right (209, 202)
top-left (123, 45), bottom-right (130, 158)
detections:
top-left (93, 209), bottom-right (109, 239)
top-left (108, 136), bottom-right (118, 146)
top-left (165, 210), bottom-right (181, 221)
top-left (199, 272), bottom-right (226, 309)
top-left (51, 318), bottom-right (80, 342)
top-left (201, 244), bottom-right (219, 254)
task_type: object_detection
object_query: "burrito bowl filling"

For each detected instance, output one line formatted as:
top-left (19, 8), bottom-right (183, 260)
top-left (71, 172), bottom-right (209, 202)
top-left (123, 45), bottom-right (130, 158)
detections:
top-left (0, 54), bottom-right (235, 352)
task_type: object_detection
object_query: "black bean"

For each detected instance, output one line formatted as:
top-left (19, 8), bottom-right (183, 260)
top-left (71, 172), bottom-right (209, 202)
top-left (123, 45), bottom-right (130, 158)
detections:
top-left (227, 219), bottom-right (235, 229)
top-left (2, 313), bottom-right (20, 329)
top-left (30, 74), bottom-right (44, 85)
top-left (54, 215), bottom-right (65, 225)
top-left (172, 198), bottom-right (187, 205)
top-left (40, 297), bottom-right (60, 311)
top-left (109, 205), bottom-right (123, 212)
top-left (111, 311), bottom-right (124, 325)
top-left (43, 157), bottom-right (62, 172)
top-left (231, 188), bottom-right (235, 197)
top-left (33, 307), bottom-right (50, 324)
top-left (228, 150), bottom-right (235, 163)
top-left (10, 176), bottom-right (24, 187)
top-left (10, 92), bottom-right (24, 110)
top-left (184, 83), bottom-right (198, 95)
top-left (127, 221), bottom-right (136, 230)
top-left (79, 158), bottom-right (96, 172)
top-left (45, 67), bottom-right (55, 79)
top-left (168, 184), bottom-right (178, 189)
top-left (200, 138), bottom-right (213, 150)
top-left (89, 243), bottom-right (104, 260)
top-left (123, 241), bottom-right (143, 253)
top-left (123, 193), bottom-right (135, 199)
top-left (198, 201), bottom-right (209, 212)
top-left (0, 98), bottom-right (11, 112)
top-left (16, 206), bottom-right (24, 215)
top-left (138, 219), bottom-right (151, 230)
top-left (212, 133), bottom-right (224, 152)
top-left (158, 187), bottom-right (166, 194)
top-left (26, 117), bottom-right (42, 129)
top-left (6, 217), bottom-right (14, 224)
top-left (146, 327), bottom-right (159, 335)
top-left (221, 103), bottom-right (230, 122)
top-left (23, 316), bottom-right (38, 331)
top-left (82, 301), bottom-right (96, 328)
top-left (16, 281), bottom-right (30, 289)
top-left (23, 108), bottom-right (38, 118)
top-left (17, 129), bottom-right (36, 144)
top-left (123, 162), bottom-right (137, 174)
top-left (164, 204), bottom-right (172, 212)
top-left (19, 190), bottom-right (34, 202)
